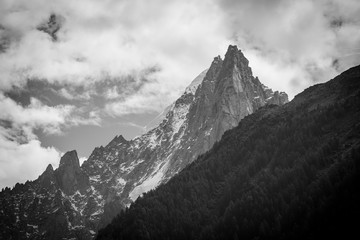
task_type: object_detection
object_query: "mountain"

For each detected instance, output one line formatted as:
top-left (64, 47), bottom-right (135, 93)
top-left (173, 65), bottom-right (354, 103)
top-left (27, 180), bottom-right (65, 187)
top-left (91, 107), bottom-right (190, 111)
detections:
top-left (96, 65), bottom-right (360, 240)
top-left (0, 45), bottom-right (288, 239)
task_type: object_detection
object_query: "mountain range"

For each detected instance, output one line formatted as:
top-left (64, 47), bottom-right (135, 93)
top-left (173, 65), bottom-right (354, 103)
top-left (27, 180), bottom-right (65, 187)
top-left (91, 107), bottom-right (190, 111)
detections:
top-left (97, 65), bottom-right (360, 240)
top-left (0, 45), bottom-right (288, 239)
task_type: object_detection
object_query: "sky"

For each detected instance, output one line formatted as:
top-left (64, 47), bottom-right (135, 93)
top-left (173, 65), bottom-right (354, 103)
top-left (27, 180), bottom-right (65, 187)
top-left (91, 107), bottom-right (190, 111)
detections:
top-left (0, 0), bottom-right (359, 189)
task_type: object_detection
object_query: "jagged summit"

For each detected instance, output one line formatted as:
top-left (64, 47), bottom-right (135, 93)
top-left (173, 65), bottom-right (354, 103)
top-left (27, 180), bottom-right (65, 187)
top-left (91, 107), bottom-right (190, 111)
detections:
top-left (56, 150), bottom-right (89, 195)
top-left (59, 150), bottom-right (80, 168)
top-left (222, 45), bottom-right (249, 68)
top-left (106, 135), bottom-right (128, 148)
top-left (212, 55), bottom-right (223, 64)
top-left (45, 163), bottom-right (54, 172)
top-left (38, 164), bottom-right (55, 190)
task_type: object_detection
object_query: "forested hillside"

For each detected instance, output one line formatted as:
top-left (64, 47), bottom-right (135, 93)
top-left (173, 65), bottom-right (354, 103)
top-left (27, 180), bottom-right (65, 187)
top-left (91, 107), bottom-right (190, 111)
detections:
top-left (97, 65), bottom-right (360, 240)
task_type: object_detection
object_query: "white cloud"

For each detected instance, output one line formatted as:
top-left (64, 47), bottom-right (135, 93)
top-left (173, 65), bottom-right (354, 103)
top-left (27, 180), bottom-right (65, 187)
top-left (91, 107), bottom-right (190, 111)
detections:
top-left (105, 93), bottom-right (161, 116)
top-left (0, 93), bottom-right (101, 188)
top-left (218, 0), bottom-right (360, 98)
top-left (69, 109), bottom-right (101, 127)
top-left (0, 94), bottom-right (74, 136)
top-left (0, 0), bottom-right (225, 88)
top-left (0, 126), bottom-right (61, 189)
top-left (0, 94), bottom-right (101, 133)
top-left (104, 87), bottom-right (120, 100)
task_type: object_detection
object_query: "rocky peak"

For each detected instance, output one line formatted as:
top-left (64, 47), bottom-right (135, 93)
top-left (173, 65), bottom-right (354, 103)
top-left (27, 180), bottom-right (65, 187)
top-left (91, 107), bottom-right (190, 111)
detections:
top-left (115, 135), bottom-right (127, 143)
top-left (0, 45), bottom-right (290, 240)
top-left (203, 56), bottom-right (223, 84)
top-left (213, 55), bottom-right (222, 64)
top-left (220, 45), bottom-right (249, 75)
top-left (107, 135), bottom-right (128, 148)
top-left (59, 150), bottom-right (80, 169)
top-left (262, 84), bottom-right (289, 105)
top-left (45, 163), bottom-right (54, 173)
top-left (55, 150), bottom-right (89, 195)
top-left (267, 91), bottom-right (289, 105)
top-left (188, 45), bottom-right (288, 152)
top-left (37, 164), bottom-right (55, 190)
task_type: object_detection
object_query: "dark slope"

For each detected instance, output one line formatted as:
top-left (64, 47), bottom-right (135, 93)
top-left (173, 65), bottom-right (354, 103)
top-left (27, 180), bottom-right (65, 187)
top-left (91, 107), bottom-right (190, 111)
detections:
top-left (97, 65), bottom-right (360, 240)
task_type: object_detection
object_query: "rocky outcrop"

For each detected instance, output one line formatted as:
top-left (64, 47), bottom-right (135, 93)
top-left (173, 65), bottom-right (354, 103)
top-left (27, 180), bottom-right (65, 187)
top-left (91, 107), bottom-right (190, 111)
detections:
top-left (38, 164), bottom-right (55, 190)
top-left (187, 45), bottom-right (288, 153)
top-left (0, 45), bottom-right (288, 239)
top-left (54, 150), bottom-right (90, 195)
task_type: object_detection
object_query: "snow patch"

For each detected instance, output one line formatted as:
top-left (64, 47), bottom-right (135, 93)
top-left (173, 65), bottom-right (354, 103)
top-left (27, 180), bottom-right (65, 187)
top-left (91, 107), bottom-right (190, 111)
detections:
top-left (27, 224), bottom-right (38, 229)
top-left (91, 208), bottom-right (102, 216)
top-left (205, 127), bottom-right (213, 136)
top-left (144, 103), bottom-right (174, 132)
top-left (184, 69), bottom-right (207, 94)
top-left (129, 160), bottom-right (170, 201)
top-left (120, 159), bottom-right (144, 172)
top-left (147, 132), bottom-right (160, 149)
top-left (89, 175), bottom-right (101, 183)
top-left (116, 178), bottom-right (126, 185)
top-left (171, 103), bottom-right (189, 137)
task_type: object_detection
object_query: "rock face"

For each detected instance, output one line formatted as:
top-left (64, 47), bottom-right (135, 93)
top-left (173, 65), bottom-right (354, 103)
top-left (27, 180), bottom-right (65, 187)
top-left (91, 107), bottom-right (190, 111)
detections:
top-left (54, 150), bottom-right (90, 195)
top-left (0, 45), bottom-right (288, 239)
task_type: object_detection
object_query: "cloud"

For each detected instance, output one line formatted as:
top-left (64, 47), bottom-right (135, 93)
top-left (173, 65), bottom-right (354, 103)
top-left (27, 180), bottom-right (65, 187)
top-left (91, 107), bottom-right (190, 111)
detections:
top-left (0, 126), bottom-right (61, 189)
top-left (217, 0), bottom-right (360, 98)
top-left (0, 93), bottom-right (100, 136)
top-left (0, 94), bottom-right (73, 136)
top-left (105, 92), bottom-right (162, 116)
top-left (69, 109), bottom-right (101, 127)
top-left (0, 0), bottom-right (226, 91)
top-left (0, 92), bottom-right (101, 188)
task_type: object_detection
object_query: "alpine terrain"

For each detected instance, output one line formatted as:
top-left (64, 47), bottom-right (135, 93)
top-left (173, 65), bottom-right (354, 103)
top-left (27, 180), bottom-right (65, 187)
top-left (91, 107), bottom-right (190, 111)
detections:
top-left (0, 45), bottom-right (288, 239)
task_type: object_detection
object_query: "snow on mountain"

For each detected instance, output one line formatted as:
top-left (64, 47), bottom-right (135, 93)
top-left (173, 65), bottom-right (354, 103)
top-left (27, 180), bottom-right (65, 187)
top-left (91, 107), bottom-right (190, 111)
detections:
top-left (144, 69), bottom-right (208, 132)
